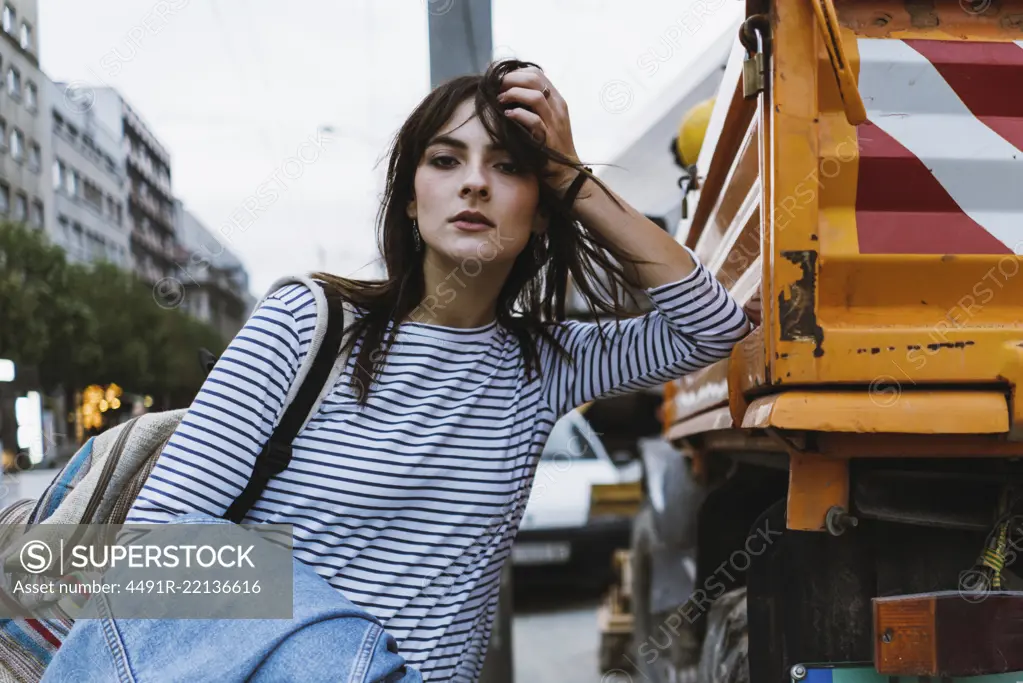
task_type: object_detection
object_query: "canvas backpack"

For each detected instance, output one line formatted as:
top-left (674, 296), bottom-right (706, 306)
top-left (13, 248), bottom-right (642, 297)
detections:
top-left (0, 276), bottom-right (356, 683)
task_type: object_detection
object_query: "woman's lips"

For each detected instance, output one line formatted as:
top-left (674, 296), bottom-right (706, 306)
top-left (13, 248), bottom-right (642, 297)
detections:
top-left (451, 220), bottom-right (494, 232)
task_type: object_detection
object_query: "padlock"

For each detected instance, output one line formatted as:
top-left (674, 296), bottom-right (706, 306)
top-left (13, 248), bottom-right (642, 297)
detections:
top-left (743, 52), bottom-right (765, 99)
top-left (741, 26), bottom-right (766, 99)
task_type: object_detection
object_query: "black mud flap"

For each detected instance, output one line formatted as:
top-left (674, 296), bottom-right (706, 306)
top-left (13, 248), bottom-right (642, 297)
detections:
top-left (747, 500), bottom-right (876, 683)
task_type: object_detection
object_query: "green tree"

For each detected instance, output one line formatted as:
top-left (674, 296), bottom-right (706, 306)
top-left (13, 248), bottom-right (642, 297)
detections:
top-left (69, 259), bottom-right (229, 407)
top-left (0, 221), bottom-right (228, 411)
top-left (0, 222), bottom-right (101, 392)
top-left (72, 262), bottom-right (165, 393)
top-left (159, 308), bottom-right (227, 406)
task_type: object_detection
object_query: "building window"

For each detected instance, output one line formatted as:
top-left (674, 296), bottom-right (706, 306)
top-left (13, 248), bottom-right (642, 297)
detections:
top-left (88, 231), bottom-right (105, 260)
top-left (84, 180), bottom-right (103, 212)
top-left (19, 21), bottom-right (31, 51)
top-left (9, 127), bottom-right (23, 161)
top-left (13, 191), bottom-right (26, 222)
top-left (0, 182), bottom-right (8, 213)
top-left (28, 140), bottom-right (39, 171)
top-left (2, 4), bottom-right (15, 34)
top-left (69, 222), bottom-right (82, 259)
top-left (0, 118), bottom-right (6, 152)
top-left (53, 159), bottom-right (65, 190)
top-left (25, 81), bottom-right (36, 111)
top-left (67, 170), bottom-right (79, 197)
top-left (6, 66), bottom-right (20, 98)
top-left (29, 198), bottom-right (42, 227)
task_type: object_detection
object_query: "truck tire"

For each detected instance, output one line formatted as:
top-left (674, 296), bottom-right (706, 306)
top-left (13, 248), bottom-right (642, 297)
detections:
top-left (631, 503), bottom-right (700, 683)
top-left (696, 586), bottom-right (749, 683)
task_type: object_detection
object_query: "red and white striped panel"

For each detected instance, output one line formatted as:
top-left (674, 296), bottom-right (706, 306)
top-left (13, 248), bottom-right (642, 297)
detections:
top-left (854, 38), bottom-right (1023, 255)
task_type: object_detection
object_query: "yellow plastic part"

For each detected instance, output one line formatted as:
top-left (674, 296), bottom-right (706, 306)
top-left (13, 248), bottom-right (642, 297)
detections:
top-left (676, 98), bottom-right (716, 167)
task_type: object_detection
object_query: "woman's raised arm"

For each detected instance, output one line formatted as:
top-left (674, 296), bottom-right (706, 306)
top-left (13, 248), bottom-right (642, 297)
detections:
top-left (541, 249), bottom-right (750, 416)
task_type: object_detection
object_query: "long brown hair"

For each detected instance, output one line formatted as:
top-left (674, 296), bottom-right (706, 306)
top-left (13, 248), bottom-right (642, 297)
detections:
top-left (314, 59), bottom-right (649, 404)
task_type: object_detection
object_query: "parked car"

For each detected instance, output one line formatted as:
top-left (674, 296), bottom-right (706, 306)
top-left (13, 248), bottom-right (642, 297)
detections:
top-left (512, 408), bottom-right (642, 586)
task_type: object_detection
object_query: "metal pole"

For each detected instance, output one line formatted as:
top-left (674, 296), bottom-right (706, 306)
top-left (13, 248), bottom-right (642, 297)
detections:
top-left (427, 0), bottom-right (493, 89)
top-left (426, 4), bottom-right (508, 679)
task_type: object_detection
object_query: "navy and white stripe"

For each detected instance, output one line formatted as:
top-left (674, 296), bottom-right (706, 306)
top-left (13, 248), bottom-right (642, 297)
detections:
top-left (126, 250), bottom-right (749, 681)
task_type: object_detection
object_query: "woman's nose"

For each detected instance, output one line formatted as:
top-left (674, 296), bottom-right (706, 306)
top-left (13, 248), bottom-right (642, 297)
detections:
top-left (459, 165), bottom-right (490, 199)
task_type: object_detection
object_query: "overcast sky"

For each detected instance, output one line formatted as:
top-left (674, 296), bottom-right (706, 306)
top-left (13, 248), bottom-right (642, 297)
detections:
top-left (40, 0), bottom-right (741, 297)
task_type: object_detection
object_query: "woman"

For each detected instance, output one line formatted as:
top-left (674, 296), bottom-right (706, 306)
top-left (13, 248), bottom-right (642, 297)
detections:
top-left (125, 60), bottom-right (750, 681)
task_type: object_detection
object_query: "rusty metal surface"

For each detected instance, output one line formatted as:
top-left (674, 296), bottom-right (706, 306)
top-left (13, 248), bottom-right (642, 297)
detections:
top-left (777, 250), bottom-right (824, 357)
top-left (664, 406), bottom-right (734, 444)
top-left (741, 390), bottom-right (1011, 433)
top-left (838, 0), bottom-right (1023, 39)
top-left (694, 118), bottom-right (762, 267)
top-left (685, 74), bottom-right (757, 253)
top-left (668, 360), bottom-right (731, 425)
top-left (666, 0), bottom-right (1023, 440)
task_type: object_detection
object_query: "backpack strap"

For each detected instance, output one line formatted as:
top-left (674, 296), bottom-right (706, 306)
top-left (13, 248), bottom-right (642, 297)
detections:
top-left (222, 282), bottom-right (348, 524)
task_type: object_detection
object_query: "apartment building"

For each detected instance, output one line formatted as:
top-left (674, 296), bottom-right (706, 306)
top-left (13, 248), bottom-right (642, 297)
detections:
top-left (44, 79), bottom-right (130, 267)
top-left (0, 0), bottom-right (46, 232)
top-left (174, 199), bottom-right (254, 340)
top-left (88, 86), bottom-right (181, 283)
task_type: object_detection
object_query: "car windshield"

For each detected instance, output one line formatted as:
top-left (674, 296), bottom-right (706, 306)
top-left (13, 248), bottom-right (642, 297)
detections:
top-left (540, 414), bottom-right (599, 461)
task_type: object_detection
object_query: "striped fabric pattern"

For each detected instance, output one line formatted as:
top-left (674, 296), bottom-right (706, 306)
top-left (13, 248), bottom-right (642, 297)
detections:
top-left (125, 249), bottom-right (748, 681)
top-left (31, 438), bottom-right (95, 523)
top-left (0, 443), bottom-right (95, 683)
top-left (0, 500), bottom-right (58, 683)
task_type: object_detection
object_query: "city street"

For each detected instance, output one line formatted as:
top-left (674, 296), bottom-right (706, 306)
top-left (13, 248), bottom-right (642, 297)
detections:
top-left (0, 466), bottom-right (51, 503)
top-left (0, 467), bottom-right (608, 683)
top-left (512, 588), bottom-right (605, 683)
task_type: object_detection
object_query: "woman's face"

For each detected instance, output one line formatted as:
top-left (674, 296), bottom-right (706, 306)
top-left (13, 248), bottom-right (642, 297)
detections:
top-left (407, 98), bottom-right (544, 269)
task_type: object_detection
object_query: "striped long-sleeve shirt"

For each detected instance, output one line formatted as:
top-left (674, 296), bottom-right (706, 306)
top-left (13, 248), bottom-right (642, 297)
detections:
top-left (125, 249), bottom-right (749, 681)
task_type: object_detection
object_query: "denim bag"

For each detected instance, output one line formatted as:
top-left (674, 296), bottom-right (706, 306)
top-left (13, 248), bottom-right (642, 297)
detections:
top-left (40, 513), bottom-right (422, 683)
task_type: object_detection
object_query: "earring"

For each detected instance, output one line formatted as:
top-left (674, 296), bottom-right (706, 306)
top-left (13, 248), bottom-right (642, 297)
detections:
top-left (532, 233), bottom-right (548, 265)
top-left (412, 219), bottom-right (422, 252)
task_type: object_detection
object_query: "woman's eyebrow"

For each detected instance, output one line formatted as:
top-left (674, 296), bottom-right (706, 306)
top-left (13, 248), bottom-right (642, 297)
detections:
top-left (425, 135), bottom-right (506, 153)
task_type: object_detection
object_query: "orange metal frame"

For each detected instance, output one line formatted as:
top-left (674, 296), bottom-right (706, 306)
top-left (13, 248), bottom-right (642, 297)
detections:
top-left (665, 0), bottom-right (1023, 531)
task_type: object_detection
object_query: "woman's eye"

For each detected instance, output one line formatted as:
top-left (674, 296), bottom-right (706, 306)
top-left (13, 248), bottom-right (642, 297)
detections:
top-left (430, 155), bottom-right (458, 168)
top-left (497, 162), bottom-right (522, 175)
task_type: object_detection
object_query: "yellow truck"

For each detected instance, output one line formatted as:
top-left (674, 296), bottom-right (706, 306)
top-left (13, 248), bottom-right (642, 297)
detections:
top-left (599, 0), bottom-right (1023, 681)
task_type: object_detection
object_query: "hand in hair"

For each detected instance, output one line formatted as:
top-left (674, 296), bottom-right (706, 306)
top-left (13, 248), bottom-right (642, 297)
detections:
top-left (497, 65), bottom-right (581, 192)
